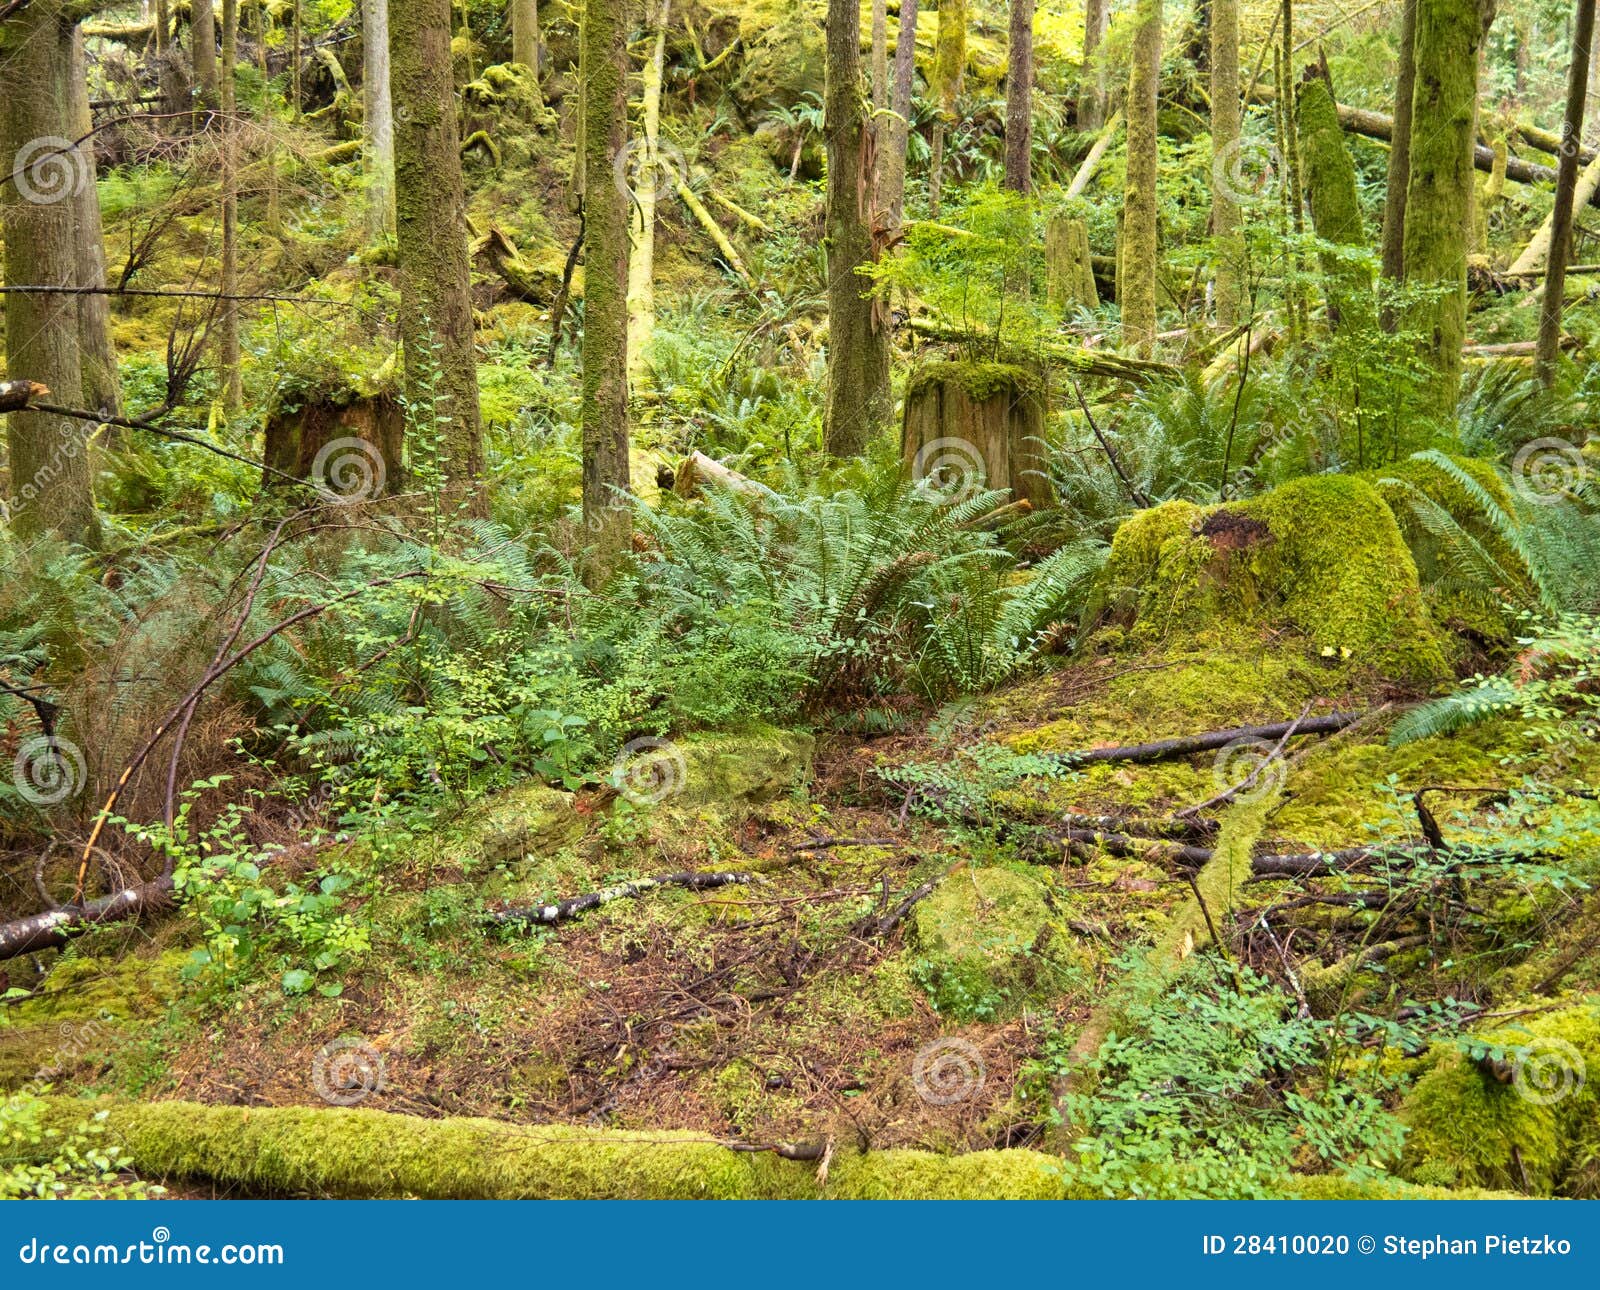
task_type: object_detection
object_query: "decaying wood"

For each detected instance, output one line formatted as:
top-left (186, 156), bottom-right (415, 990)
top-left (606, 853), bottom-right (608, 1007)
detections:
top-left (1046, 711), bottom-right (1364, 769)
top-left (901, 317), bottom-right (1178, 383)
top-left (901, 364), bottom-right (1053, 508)
top-left (672, 450), bottom-right (764, 498)
top-left (0, 876), bottom-right (174, 961)
top-left (490, 871), bottom-right (754, 925)
top-left (672, 171), bottom-right (754, 287)
top-left (0, 379), bottom-right (50, 413)
top-left (1065, 109), bottom-right (1122, 199)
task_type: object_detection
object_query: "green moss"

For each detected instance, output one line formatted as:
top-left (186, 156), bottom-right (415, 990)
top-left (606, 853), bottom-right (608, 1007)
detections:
top-left (910, 867), bottom-right (1086, 1020)
top-left (471, 785), bottom-right (587, 866)
top-left (905, 361), bottom-right (1042, 404)
top-left (1092, 477), bottom-right (1450, 685)
top-left (1400, 1000), bottom-right (1600, 1196)
top-left (673, 726), bottom-right (814, 808)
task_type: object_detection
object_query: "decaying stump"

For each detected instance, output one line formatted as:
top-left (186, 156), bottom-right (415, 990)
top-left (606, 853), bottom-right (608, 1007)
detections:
top-left (1045, 214), bottom-right (1099, 311)
top-left (901, 361), bottom-right (1052, 508)
top-left (263, 385), bottom-right (404, 500)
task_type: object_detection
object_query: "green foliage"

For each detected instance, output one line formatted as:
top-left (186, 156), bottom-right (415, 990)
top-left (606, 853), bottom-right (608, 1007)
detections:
top-left (0, 1097), bottom-right (160, 1200)
top-left (1061, 961), bottom-right (1406, 1198)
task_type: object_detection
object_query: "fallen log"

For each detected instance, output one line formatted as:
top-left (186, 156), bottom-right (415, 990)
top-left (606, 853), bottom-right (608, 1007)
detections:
top-left (489, 870), bottom-right (753, 925)
top-left (672, 450), bottom-right (765, 499)
top-left (0, 875), bottom-right (173, 961)
top-left (1507, 151), bottom-right (1600, 274)
top-left (902, 317), bottom-right (1179, 384)
top-left (1065, 109), bottom-right (1123, 199)
top-left (1046, 711), bottom-right (1365, 769)
top-left (1055, 828), bottom-right (1216, 870)
top-left (0, 379), bottom-right (49, 413)
top-left (1060, 812), bottom-right (1218, 841)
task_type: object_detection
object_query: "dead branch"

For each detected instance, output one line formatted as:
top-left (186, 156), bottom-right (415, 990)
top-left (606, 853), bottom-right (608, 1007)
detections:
top-left (1047, 711), bottom-right (1365, 769)
top-left (490, 871), bottom-right (755, 925)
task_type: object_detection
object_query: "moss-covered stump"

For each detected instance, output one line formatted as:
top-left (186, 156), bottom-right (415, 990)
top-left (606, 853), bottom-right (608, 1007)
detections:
top-left (473, 785), bottom-right (587, 865)
top-left (910, 867), bottom-right (1086, 1020)
top-left (1094, 475), bottom-right (1450, 684)
top-left (25, 1096), bottom-right (1510, 1199)
top-left (262, 383), bottom-right (404, 500)
top-left (672, 727), bottom-right (814, 808)
top-left (1045, 215), bottom-right (1099, 312)
top-left (1400, 999), bottom-right (1600, 1197)
top-left (902, 362), bottom-right (1052, 509)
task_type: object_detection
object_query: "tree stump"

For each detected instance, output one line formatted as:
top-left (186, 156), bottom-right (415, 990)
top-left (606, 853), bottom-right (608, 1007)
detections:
top-left (901, 362), bottom-right (1052, 508)
top-left (263, 386), bottom-right (404, 501)
top-left (1045, 214), bottom-right (1099, 311)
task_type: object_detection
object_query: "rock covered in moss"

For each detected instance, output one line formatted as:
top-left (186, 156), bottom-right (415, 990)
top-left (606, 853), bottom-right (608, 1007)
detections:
top-left (673, 726), bottom-right (814, 807)
top-left (1400, 999), bottom-right (1600, 1196)
top-left (1095, 475), bottom-right (1450, 684)
top-left (910, 867), bottom-right (1082, 1020)
top-left (475, 785), bottom-right (587, 865)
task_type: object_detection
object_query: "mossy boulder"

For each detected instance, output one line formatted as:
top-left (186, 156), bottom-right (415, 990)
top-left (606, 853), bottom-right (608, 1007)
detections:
top-left (472, 785), bottom-right (587, 866)
top-left (1094, 475), bottom-right (1451, 685)
top-left (910, 867), bottom-right (1083, 1020)
top-left (1400, 999), bottom-right (1600, 1196)
top-left (673, 727), bottom-right (814, 808)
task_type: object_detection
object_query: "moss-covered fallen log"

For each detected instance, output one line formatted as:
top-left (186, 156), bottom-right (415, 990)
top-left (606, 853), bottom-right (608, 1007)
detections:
top-left (27, 1097), bottom-right (1508, 1199)
top-left (901, 317), bottom-right (1178, 383)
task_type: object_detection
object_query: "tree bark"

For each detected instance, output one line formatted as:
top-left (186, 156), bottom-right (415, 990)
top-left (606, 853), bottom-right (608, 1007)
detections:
top-left (1537, 0), bottom-right (1594, 385)
top-left (881, 0), bottom-right (918, 229)
top-left (1078, 0), bottom-right (1109, 129)
top-left (192, 0), bottom-right (219, 108)
top-left (1381, 0), bottom-right (1418, 293)
top-left (67, 28), bottom-right (120, 418)
top-left (928, 0), bottom-right (966, 218)
top-left (364, 0), bottom-right (395, 238)
top-left (626, 0), bottom-right (670, 387)
top-left (1122, 0), bottom-right (1162, 355)
top-left (2, 1), bottom-right (100, 544)
top-left (511, 0), bottom-right (540, 71)
top-left (822, 0), bottom-right (891, 456)
top-left (1402, 0), bottom-right (1493, 420)
top-left (580, 0), bottom-right (633, 572)
top-left (1210, 0), bottom-right (1242, 326)
top-left (218, 0), bottom-right (242, 410)
top-left (1003, 0), bottom-right (1034, 193)
top-left (1298, 73), bottom-right (1373, 333)
top-left (390, 0), bottom-right (484, 491)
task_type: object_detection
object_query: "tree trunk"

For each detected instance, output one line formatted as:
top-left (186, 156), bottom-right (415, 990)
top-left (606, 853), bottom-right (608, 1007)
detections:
top-left (928, 0), bottom-right (966, 218)
top-left (1297, 73), bottom-right (1373, 333)
top-left (1381, 0), bottom-right (1418, 298)
top-left (68, 28), bottom-right (120, 419)
top-left (1537, 0), bottom-right (1594, 385)
top-left (626, 0), bottom-right (670, 387)
top-left (1, 1), bottom-right (99, 544)
top-left (580, 0), bottom-right (633, 572)
top-left (192, 0), bottom-right (219, 108)
top-left (823, 0), bottom-right (891, 456)
top-left (1510, 150), bottom-right (1600, 274)
top-left (902, 364), bottom-right (1050, 508)
top-left (1210, 0), bottom-right (1241, 327)
top-left (364, 0), bottom-right (395, 238)
top-left (291, 0), bottom-right (302, 111)
top-left (1045, 214), bottom-right (1098, 311)
top-left (1078, 0), bottom-right (1109, 129)
top-left (881, 0), bottom-right (919, 229)
top-left (871, 0), bottom-right (887, 111)
top-left (1122, 0), bottom-right (1161, 355)
top-left (390, 0), bottom-right (484, 491)
top-left (511, 0), bottom-right (540, 70)
top-left (1402, 0), bottom-right (1491, 419)
top-left (219, 0), bottom-right (242, 410)
top-left (1003, 0), bottom-right (1034, 193)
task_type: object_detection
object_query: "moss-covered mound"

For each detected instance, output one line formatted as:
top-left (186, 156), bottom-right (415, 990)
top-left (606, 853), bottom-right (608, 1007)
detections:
top-left (1094, 475), bottom-right (1452, 684)
top-left (1400, 999), bottom-right (1600, 1196)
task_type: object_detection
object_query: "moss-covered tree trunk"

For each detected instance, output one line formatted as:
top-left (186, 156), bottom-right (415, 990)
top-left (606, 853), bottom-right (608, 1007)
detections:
top-left (1210, 0), bottom-right (1241, 327)
top-left (1121, 0), bottom-right (1161, 355)
top-left (1, 1), bottom-right (99, 544)
top-left (1537, 0), bottom-right (1594, 385)
top-left (1297, 73), bottom-right (1373, 334)
top-left (1380, 0), bottom-right (1417, 303)
top-left (511, 0), bottom-right (540, 70)
top-left (1003, 0), bottom-right (1034, 193)
top-left (1045, 214), bottom-right (1098, 311)
top-left (626, 0), bottom-right (670, 389)
top-left (823, 0), bottom-right (891, 456)
top-left (68, 28), bottom-right (120, 419)
top-left (390, 0), bottom-right (484, 492)
top-left (1401, 0), bottom-right (1491, 419)
top-left (1078, 0), bottom-right (1108, 129)
top-left (580, 0), bottom-right (633, 570)
top-left (218, 0), bottom-right (242, 410)
top-left (363, 0), bottom-right (395, 238)
top-left (192, 0), bottom-right (218, 108)
top-left (928, 0), bottom-right (966, 218)
top-left (880, 0), bottom-right (918, 230)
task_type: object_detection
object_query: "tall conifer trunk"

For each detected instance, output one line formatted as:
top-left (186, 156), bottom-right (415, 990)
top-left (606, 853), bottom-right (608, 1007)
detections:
top-left (1210, 0), bottom-right (1241, 326)
top-left (1537, 0), bottom-right (1594, 383)
top-left (1003, 0), bottom-right (1034, 193)
top-left (69, 29), bottom-right (121, 418)
top-left (364, 0), bottom-right (395, 238)
top-left (1122, 0), bottom-right (1161, 354)
top-left (219, 0), bottom-right (242, 410)
top-left (881, 0), bottom-right (919, 229)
